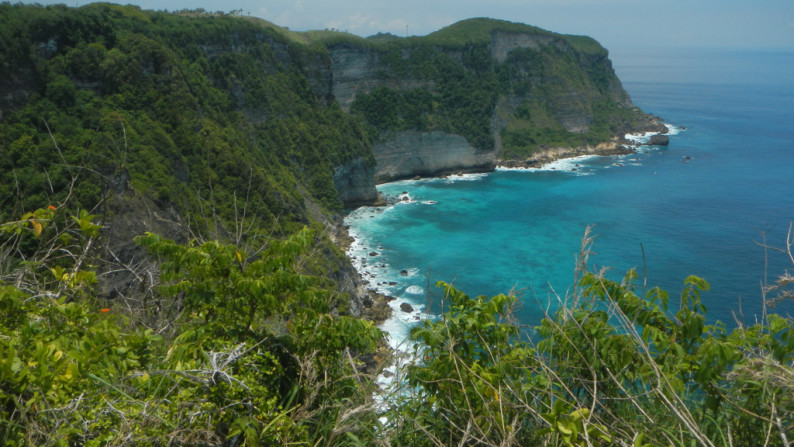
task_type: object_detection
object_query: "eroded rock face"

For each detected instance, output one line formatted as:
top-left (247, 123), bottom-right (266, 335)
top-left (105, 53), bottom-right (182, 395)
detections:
top-left (333, 156), bottom-right (378, 207)
top-left (489, 31), bottom-right (637, 134)
top-left (329, 45), bottom-right (435, 111)
top-left (324, 26), bottom-right (656, 178)
top-left (490, 31), bottom-right (560, 63)
top-left (373, 131), bottom-right (498, 183)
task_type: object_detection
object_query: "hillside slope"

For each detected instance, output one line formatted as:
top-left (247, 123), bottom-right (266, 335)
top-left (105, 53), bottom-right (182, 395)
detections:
top-left (0, 3), bottom-right (382, 311)
top-left (0, 5), bottom-right (660, 306)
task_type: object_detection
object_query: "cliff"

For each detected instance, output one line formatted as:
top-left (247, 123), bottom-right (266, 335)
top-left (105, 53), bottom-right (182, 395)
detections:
top-left (333, 156), bottom-right (379, 206)
top-left (0, 4), bottom-right (380, 316)
top-left (372, 131), bottom-right (497, 182)
top-left (315, 18), bottom-right (663, 184)
top-left (0, 6), bottom-right (660, 314)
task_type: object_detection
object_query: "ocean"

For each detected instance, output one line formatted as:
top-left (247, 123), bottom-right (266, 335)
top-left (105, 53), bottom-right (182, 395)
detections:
top-left (345, 48), bottom-right (794, 348)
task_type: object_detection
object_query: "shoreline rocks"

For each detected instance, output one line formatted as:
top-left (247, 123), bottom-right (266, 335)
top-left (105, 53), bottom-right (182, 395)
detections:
top-left (498, 140), bottom-right (637, 169)
top-left (647, 134), bottom-right (670, 146)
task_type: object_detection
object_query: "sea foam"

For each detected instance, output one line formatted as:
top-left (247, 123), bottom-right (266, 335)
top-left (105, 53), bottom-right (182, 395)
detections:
top-left (343, 204), bottom-right (432, 391)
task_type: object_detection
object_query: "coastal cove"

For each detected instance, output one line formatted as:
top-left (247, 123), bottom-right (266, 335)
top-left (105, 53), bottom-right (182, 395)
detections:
top-left (345, 48), bottom-right (794, 351)
top-left (3, 3), bottom-right (793, 442)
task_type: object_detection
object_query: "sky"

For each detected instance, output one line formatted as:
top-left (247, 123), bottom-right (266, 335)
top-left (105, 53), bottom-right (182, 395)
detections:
top-left (28, 0), bottom-right (794, 50)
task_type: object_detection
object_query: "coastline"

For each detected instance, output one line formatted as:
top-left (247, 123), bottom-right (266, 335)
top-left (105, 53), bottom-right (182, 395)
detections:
top-left (497, 126), bottom-right (672, 170)
top-left (498, 139), bottom-right (636, 170)
top-left (342, 123), bottom-right (678, 387)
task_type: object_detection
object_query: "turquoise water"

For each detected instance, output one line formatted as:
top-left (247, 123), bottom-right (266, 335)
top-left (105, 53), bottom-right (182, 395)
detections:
top-left (346, 49), bottom-right (794, 343)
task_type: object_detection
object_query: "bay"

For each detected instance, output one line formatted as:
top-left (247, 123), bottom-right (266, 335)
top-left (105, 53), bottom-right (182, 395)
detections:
top-left (346, 48), bottom-right (794, 345)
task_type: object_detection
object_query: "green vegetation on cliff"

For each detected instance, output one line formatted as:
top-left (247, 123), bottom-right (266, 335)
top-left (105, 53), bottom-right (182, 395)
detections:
top-left (349, 42), bottom-right (499, 150)
top-left (2, 5), bottom-right (790, 446)
top-left (0, 2), bottom-right (371, 229)
top-left (340, 18), bottom-right (653, 157)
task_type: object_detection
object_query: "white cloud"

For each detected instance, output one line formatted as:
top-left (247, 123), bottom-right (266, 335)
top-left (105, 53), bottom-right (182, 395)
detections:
top-left (324, 11), bottom-right (411, 35)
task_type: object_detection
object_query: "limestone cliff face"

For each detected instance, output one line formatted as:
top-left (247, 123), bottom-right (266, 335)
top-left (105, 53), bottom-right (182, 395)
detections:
top-left (372, 131), bottom-right (498, 183)
top-left (327, 43), bottom-right (501, 184)
top-left (490, 31), bottom-right (559, 63)
top-left (490, 31), bottom-right (634, 107)
top-left (489, 31), bottom-right (632, 134)
top-left (322, 19), bottom-right (657, 184)
top-left (333, 156), bottom-right (378, 206)
top-left (328, 45), bottom-right (435, 111)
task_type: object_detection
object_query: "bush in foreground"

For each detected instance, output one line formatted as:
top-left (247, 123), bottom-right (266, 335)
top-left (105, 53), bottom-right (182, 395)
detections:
top-left (387, 230), bottom-right (793, 446)
top-left (2, 211), bottom-right (792, 446)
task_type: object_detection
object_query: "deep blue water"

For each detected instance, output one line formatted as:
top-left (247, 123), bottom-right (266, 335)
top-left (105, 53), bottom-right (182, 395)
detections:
top-left (346, 48), bottom-right (794, 342)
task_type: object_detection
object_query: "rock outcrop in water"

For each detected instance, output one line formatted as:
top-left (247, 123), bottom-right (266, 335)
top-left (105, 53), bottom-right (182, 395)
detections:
top-left (648, 134), bottom-right (670, 146)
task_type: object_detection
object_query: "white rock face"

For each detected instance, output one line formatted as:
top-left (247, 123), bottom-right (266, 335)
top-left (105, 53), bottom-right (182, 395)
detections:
top-left (329, 46), bottom-right (434, 111)
top-left (490, 31), bottom-right (559, 63)
top-left (373, 131), bottom-right (498, 183)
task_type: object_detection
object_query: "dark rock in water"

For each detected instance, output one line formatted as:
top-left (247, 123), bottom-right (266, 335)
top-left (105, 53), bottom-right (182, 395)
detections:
top-left (369, 251), bottom-right (378, 256)
top-left (382, 370), bottom-right (394, 378)
top-left (400, 302), bottom-right (414, 313)
top-left (648, 134), bottom-right (670, 146)
top-left (401, 196), bottom-right (409, 201)
top-left (400, 269), bottom-right (409, 276)
top-left (384, 295), bottom-right (397, 302)
top-left (388, 281), bottom-right (397, 285)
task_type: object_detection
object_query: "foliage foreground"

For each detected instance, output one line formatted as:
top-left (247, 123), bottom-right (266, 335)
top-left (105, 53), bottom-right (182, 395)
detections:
top-left (2, 210), bottom-right (793, 446)
top-left (0, 207), bottom-right (382, 446)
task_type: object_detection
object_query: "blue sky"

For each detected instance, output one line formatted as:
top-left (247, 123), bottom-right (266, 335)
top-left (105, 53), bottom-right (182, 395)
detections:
top-left (28, 0), bottom-right (794, 50)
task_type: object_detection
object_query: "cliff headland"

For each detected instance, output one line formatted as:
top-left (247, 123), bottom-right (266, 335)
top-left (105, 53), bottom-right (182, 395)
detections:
top-left (319, 18), bottom-right (666, 198)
